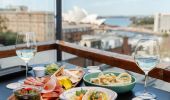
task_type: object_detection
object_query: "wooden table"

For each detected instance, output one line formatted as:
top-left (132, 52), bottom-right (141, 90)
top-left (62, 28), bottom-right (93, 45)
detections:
top-left (0, 63), bottom-right (170, 100)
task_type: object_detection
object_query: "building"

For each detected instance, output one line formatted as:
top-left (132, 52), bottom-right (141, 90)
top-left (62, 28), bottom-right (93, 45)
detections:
top-left (62, 22), bottom-right (94, 42)
top-left (63, 6), bottom-right (105, 25)
top-left (154, 13), bottom-right (170, 34)
top-left (62, 6), bottom-right (106, 43)
top-left (80, 34), bottom-right (122, 50)
top-left (0, 6), bottom-right (55, 42)
top-left (80, 39), bottom-right (101, 49)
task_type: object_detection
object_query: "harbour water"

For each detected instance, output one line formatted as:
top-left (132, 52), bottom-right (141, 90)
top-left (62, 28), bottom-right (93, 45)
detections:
top-left (103, 17), bottom-right (161, 49)
top-left (104, 17), bottom-right (131, 27)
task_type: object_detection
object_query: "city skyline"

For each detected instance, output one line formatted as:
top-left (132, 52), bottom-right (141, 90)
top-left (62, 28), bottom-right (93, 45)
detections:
top-left (1, 0), bottom-right (170, 16)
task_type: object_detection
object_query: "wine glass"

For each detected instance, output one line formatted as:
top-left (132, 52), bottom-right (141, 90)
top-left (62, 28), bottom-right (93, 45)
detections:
top-left (16, 32), bottom-right (37, 78)
top-left (134, 38), bottom-right (159, 99)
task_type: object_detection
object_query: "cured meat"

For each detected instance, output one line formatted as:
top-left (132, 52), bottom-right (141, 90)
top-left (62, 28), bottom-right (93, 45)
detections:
top-left (43, 77), bottom-right (51, 84)
top-left (42, 92), bottom-right (59, 98)
top-left (22, 67), bottom-right (84, 100)
top-left (24, 77), bottom-right (44, 86)
top-left (54, 86), bottom-right (63, 93)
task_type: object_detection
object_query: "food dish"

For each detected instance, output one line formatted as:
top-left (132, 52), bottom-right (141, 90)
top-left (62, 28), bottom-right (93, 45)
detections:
top-left (53, 67), bottom-right (84, 89)
top-left (83, 90), bottom-right (108, 100)
top-left (45, 63), bottom-right (60, 75)
top-left (90, 72), bottom-right (132, 85)
top-left (70, 88), bottom-right (87, 100)
top-left (23, 76), bottom-right (63, 100)
top-left (13, 86), bottom-right (41, 100)
top-left (83, 72), bottom-right (136, 93)
top-left (22, 66), bottom-right (84, 100)
top-left (60, 87), bottom-right (117, 100)
top-left (24, 77), bottom-right (47, 86)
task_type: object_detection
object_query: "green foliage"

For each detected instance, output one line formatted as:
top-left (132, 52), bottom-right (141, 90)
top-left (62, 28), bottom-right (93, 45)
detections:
top-left (130, 17), bottom-right (154, 25)
top-left (0, 15), bottom-right (21, 46)
top-left (0, 31), bottom-right (18, 46)
top-left (162, 32), bottom-right (169, 37)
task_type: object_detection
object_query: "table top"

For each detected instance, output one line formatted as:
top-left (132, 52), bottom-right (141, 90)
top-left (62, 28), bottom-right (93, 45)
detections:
top-left (0, 63), bottom-right (170, 100)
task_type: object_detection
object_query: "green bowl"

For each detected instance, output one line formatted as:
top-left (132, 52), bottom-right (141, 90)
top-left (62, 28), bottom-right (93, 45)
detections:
top-left (83, 72), bottom-right (136, 93)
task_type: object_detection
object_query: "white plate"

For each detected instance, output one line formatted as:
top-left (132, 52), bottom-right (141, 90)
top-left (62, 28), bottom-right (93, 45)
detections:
top-left (87, 66), bottom-right (100, 70)
top-left (6, 82), bottom-right (21, 90)
top-left (88, 69), bottom-right (101, 73)
top-left (60, 87), bottom-right (117, 100)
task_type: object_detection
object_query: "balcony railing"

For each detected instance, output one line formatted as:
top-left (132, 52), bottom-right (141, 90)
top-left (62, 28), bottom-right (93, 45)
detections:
top-left (0, 40), bottom-right (170, 83)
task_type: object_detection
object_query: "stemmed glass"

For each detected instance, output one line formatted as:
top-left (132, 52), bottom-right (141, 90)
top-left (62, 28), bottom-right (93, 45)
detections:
top-left (134, 38), bottom-right (160, 99)
top-left (16, 32), bottom-right (37, 78)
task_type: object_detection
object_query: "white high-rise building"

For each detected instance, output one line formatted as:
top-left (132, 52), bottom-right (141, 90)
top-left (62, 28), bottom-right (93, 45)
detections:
top-left (154, 13), bottom-right (170, 34)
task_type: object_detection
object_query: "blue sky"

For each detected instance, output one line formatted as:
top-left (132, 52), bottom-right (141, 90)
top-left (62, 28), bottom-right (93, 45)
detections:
top-left (1, 0), bottom-right (170, 16)
top-left (1, 0), bottom-right (55, 12)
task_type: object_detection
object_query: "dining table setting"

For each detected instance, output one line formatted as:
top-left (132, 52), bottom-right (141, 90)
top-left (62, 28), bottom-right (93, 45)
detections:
top-left (0, 62), bottom-right (168, 100)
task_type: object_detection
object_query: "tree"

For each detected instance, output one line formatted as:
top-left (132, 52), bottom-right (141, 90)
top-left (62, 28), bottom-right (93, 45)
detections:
top-left (130, 17), bottom-right (154, 25)
top-left (0, 16), bottom-right (20, 46)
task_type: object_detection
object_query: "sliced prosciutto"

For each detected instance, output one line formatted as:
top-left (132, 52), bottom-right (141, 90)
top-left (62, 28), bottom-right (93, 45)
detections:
top-left (42, 92), bottom-right (59, 98)
top-left (24, 77), bottom-right (44, 86)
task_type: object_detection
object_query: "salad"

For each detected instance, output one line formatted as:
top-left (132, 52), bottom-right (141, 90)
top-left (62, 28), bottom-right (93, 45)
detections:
top-left (71, 89), bottom-right (87, 100)
top-left (45, 63), bottom-right (59, 75)
top-left (70, 89), bottom-right (108, 100)
top-left (85, 91), bottom-right (108, 100)
top-left (14, 87), bottom-right (41, 100)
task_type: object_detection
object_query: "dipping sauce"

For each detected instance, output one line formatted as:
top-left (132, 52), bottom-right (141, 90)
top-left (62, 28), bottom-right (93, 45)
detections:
top-left (33, 67), bottom-right (45, 77)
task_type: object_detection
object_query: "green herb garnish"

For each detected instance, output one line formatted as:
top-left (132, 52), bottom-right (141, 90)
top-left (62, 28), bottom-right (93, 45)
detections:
top-left (45, 63), bottom-right (59, 75)
top-left (75, 88), bottom-right (87, 96)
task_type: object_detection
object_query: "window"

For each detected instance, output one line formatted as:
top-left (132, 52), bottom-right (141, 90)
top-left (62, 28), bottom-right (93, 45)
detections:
top-left (0, 0), bottom-right (56, 68)
top-left (61, 0), bottom-right (170, 55)
top-left (62, 0), bottom-right (170, 91)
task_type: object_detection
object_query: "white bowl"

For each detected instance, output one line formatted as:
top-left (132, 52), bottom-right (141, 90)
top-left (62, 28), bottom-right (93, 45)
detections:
top-left (88, 69), bottom-right (101, 73)
top-left (33, 67), bottom-right (45, 77)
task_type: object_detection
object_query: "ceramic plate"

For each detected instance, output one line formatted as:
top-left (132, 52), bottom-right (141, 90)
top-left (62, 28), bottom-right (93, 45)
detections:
top-left (60, 87), bottom-right (117, 100)
top-left (83, 72), bottom-right (136, 93)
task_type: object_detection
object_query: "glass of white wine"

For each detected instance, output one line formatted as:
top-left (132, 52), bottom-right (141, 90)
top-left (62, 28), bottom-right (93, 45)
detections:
top-left (16, 32), bottom-right (37, 78)
top-left (134, 38), bottom-right (159, 99)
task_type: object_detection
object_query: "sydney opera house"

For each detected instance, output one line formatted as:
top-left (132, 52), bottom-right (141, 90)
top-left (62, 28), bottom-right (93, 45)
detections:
top-left (62, 6), bottom-right (105, 25)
